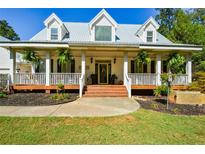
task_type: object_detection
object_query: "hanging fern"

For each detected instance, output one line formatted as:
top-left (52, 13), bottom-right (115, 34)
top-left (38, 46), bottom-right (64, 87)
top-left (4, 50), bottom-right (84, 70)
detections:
top-left (135, 50), bottom-right (151, 65)
top-left (22, 48), bottom-right (40, 65)
top-left (57, 48), bottom-right (73, 65)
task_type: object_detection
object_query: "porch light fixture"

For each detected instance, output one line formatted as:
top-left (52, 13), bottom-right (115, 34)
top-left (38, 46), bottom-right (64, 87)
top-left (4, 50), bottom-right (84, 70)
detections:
top-left (90, 57), bottom-right (93, 64)
top-left (114, 58), bottom-right (116, 64)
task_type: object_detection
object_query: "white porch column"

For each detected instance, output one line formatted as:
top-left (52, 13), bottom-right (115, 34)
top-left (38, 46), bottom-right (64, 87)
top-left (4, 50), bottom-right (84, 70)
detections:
top-left (123, 52), bottom-right (128, 85)
top-left (45, 51), bottom-right (51, 86)
top-left (9, 50), bottom-right (16, 84)
top-left (186, 55), bottom-right (192, 84)
top-left (81, 51), bottom-right (85, 75)
top-left (31, 64), bottom-right (35, 73)
top-left (156, 54), bottom-right (161, 85)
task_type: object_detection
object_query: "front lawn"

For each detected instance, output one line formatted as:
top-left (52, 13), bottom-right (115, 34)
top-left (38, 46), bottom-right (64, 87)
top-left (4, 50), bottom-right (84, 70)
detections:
top-left (0, 109), bottom-right (205, 144)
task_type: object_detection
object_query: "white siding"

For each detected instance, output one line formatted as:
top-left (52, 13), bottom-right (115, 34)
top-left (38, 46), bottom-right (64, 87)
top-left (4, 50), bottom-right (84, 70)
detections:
top-left (0, 47), bottom-right (10, 73)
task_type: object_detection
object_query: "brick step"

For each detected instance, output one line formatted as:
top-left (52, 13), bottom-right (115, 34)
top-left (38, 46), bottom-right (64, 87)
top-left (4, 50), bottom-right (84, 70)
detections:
top-left (84, 89), bottom-right (127, 92)
top-left (83, 94), bottom-right (128, 97)
top-left (84, 91), bottom-right (128, 95)
top-left (86, 85), bottom-right (125, 88)
top-left (84, 88), bottom-right (126, 91)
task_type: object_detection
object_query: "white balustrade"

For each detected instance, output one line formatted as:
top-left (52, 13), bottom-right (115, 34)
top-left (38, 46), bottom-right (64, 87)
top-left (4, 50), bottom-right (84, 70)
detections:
top-left (50, 73), bottom-right (81, 85)
top-left (128, 73), bottom-right (157, 85)
top-left (172, 74), bottom-right (189, 85)
top-left (128, 73), bottom-right (189, 86)
top-left (15, 73), bottom-right (46, 85)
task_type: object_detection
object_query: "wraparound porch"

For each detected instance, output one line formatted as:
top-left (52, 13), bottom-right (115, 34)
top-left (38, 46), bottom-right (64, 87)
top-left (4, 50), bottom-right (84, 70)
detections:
top-left (7, 43), bottom-right (193, 97)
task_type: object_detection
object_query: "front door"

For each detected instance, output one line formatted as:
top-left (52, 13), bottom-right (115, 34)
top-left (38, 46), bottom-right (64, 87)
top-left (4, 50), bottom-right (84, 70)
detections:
top-left (98, 63), bottom-right (108, 84)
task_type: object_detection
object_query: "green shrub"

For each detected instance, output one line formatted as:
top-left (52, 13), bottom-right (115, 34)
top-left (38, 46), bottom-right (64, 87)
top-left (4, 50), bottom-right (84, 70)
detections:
top-left (154, 85), bottom-right (169, 97)
top-left (172, 108), bottom-right (181, 114)
top-left (189, 72), bottom-right (205, 94)
top-left (51, 93), bottom-right (70, 101)
top-left (57, 83), bottom-right (64, 90)
top-left (0, 92), bottom-right (7, 98)
top-left (150, 103), bottom-right (159, 110)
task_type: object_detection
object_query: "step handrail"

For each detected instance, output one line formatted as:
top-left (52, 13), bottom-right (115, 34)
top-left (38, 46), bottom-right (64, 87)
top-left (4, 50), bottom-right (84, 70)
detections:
top-left (125, 73), bottom-right (131, 98)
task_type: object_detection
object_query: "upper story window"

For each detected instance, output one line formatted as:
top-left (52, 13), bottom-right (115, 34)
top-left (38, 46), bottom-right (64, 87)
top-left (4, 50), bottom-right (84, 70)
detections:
top-left (95, 26), bottom-right (112, 41)
top-left (146, 31), bottom-right (153, 42)
top-left (51, 28), bottom-right (58, 40)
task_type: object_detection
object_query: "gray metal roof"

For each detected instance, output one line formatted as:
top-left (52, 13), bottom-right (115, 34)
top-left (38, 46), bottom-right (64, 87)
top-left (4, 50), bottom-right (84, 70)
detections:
top-left (0, 36), bottom-right (10, 41)
top-left (30, 22), bottom-right (173, 44)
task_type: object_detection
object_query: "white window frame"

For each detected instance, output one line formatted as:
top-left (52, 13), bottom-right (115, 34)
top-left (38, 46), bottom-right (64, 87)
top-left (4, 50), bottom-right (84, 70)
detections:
top-left (95, 25), bottom-right (112, 41)
top-left (146, 31), bottom-right (153, 43)
top-left (51, 28), bottom-right (58, 40)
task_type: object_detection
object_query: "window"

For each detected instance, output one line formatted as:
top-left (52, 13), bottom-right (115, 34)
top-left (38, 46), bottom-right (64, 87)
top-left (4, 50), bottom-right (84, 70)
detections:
top-left (146, 31), bottom-right (153, 42)
top-left (51, 28), bottom-right (58, 40)
top-left (95, 26), bottom-right (112, 41)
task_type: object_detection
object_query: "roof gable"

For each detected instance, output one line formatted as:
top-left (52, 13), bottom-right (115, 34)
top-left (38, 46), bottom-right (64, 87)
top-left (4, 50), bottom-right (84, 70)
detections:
top-left (89, 9), bottom-right (117, 29)
top-left (135, 17), bottom-right (159, 36)
top-left (44, 13), bottom-right (63, 27)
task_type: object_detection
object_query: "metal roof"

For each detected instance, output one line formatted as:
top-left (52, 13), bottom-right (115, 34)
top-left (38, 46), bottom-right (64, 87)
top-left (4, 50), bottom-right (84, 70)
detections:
top-left (30, 22), bottom-right (173, 44)
top-left (0, 36), bottom-right (10, 41)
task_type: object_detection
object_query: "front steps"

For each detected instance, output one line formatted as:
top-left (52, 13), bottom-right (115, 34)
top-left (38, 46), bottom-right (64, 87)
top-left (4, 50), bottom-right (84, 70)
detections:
top-left (83, 85), bottom-right (128, 97)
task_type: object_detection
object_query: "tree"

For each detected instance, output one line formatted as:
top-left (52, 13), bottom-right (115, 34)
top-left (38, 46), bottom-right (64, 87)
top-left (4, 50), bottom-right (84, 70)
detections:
top-left (0, 20), bottom-right (20, 40)
top-left (155, 8), bottom-right (180, 39)
top-left (154, 53), bottom-right (186, 109)
top-left (155, 9), bottom-right (205, 72)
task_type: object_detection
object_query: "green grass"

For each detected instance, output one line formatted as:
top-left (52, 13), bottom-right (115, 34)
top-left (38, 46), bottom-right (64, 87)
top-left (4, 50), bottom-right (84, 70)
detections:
top-left (0, 109), bottom-right (205, 144)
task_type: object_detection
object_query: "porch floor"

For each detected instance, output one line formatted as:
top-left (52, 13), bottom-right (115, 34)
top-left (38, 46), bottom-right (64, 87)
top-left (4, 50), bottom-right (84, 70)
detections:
top-left (11, 84), bottom-right (188, 91)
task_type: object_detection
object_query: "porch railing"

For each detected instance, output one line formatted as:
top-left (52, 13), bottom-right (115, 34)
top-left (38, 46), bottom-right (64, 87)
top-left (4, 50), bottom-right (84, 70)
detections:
top-left (128, 73), bottom-right (189, 86)
top-left (172, 74), bottom-right (189, 85)
top-left (50, 73), bottom-right (81, 85)
top-left (125, 74), bottom-right (131, 98)
top-left (128, 73), bottom-right (157, 85)
top-left (15, 73), bottom-right (46, 85)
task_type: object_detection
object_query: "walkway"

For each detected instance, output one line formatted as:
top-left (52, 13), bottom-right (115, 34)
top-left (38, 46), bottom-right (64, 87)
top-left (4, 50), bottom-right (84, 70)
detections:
top-left (0, 97), bottom-right (140, 117)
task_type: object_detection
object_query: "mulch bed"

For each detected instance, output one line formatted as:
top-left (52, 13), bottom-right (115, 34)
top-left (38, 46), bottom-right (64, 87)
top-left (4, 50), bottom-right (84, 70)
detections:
top-left (0, 93), bottom-right (79, 106)
top-left (135, 96), bottom-right (205, 115)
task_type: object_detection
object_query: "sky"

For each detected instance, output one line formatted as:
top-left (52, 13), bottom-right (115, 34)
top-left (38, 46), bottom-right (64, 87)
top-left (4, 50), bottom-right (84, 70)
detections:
top-left (0, 8), bottom-right (157, 40)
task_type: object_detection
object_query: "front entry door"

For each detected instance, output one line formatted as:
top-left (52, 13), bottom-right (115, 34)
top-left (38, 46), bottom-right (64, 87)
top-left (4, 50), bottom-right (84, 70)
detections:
top-left (98, 63), bottom-right (108, 84)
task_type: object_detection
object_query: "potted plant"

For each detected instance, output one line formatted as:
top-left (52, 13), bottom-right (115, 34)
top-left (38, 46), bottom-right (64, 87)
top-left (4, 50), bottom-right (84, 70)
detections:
top-left (110, 74), bottom-right (117, 84)
top-left (90, 73), bottom-right (96, 84)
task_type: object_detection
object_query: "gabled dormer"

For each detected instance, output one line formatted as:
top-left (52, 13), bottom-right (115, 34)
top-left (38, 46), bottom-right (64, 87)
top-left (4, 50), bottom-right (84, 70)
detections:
top-left (89, 9), bottom-right (117, 42)
top-left (44, 13), bottom-right (68, 41)
top-left (136, 17), bottom-right (159, 43)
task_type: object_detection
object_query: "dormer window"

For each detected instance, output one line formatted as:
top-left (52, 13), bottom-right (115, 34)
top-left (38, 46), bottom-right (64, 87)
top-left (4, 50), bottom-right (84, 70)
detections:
top-left (146, 31), bottom-right (153, 42)
top-left (51, 28), bottom-right (58, 40)
top-left (95, 26), bottom-right (112, 41)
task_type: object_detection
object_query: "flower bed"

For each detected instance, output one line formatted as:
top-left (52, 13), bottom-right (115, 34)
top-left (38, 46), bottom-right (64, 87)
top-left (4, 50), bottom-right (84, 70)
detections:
top-left (134, 96), bottom-right (205, 115)
top-left (0, 93), bottom-right (79, 106)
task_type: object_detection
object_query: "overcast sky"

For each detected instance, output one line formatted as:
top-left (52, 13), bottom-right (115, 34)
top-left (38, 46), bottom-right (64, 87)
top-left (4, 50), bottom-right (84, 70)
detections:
top-left (0, 8), bottom-right (157, 40)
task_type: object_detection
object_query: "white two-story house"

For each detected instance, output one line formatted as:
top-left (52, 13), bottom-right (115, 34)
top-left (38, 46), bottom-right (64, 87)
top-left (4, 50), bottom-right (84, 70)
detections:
top-left (0, 9), bottom-right (202, 97)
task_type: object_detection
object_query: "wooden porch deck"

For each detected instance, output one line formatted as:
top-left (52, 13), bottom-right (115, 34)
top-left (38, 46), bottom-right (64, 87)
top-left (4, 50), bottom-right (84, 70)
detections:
top-left (131, 85), bottom-right (188, 90)
top-left (11, 84), bottom-right (188, 91)
top-left (12, 84), bottom-right (79, 91)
